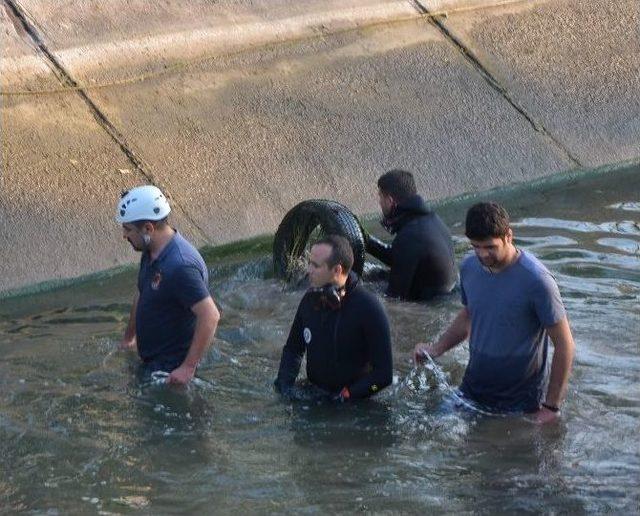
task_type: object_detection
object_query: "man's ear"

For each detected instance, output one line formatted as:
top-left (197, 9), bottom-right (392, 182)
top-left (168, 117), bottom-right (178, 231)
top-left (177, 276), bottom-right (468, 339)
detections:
top-left (504, 228), bottom-right (513, 244)
top-left (332, 264), bottom-right (343, 277)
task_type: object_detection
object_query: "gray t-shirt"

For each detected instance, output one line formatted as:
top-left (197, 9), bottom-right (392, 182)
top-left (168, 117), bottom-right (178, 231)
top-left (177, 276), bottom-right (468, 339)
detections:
top-left (459, 249), bottom-right (566, 412)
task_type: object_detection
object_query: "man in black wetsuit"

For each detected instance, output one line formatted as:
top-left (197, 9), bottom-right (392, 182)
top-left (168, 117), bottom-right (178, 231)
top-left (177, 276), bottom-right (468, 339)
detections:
top-left (366, 169), bottom-right (457, 301)
top-left (274, 235), bottom-right (393, 401)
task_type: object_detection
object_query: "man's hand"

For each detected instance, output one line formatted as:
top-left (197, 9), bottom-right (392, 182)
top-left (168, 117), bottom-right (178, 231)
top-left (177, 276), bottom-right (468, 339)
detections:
top-left (414, 308), bottom-right (470, 365)
top-left (331, 387), bottom-right (351, 403)
top-left (167, 363), bottom-right (197, 385)
top-left (118, 337), bottom-right (136, 351)
top-left (531, 406), bottom-right (560, 424)
top-left (413, 343), bottom-right (436, 364)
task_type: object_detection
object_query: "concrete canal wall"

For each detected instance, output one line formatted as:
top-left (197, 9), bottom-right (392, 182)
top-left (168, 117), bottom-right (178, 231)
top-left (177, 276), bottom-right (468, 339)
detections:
top-left (1, 0), bottom-right (639, 294)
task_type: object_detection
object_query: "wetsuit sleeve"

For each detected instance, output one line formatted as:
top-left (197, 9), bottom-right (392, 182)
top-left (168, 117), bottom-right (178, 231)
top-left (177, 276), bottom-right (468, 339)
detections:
top-left (366, 235), bottom-right (393, 266)
top-left (348, 298), bottom-right (393, 399)
top-left (274, 302), bottom-right (306, 394)
top-left (386, 235), bottom-right (420, 299)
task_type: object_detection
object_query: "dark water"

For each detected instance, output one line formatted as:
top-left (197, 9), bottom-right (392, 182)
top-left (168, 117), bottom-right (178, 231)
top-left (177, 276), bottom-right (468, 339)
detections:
top-left (0, 167), bottom-right (638, 513)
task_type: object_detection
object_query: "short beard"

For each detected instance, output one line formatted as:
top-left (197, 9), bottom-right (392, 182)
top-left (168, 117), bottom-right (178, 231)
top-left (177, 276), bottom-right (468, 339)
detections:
top-left (128, 238), bottom-right (144, 252)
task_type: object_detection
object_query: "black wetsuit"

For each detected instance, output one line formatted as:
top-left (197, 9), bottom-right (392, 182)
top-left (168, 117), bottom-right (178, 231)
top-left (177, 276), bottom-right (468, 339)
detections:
top-left (274, 273), bottom-right (393, 399)
top-left (367, 194), bottom-right (457, 301)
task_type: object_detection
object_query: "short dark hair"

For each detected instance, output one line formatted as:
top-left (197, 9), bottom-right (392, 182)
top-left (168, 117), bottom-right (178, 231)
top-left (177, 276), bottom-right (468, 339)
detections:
top-left (377, 169), bottom-right (417, 202)
top-left (465, 202), bottom-right (511, 240)
top-left (313, 234), bottom-right (354, 273)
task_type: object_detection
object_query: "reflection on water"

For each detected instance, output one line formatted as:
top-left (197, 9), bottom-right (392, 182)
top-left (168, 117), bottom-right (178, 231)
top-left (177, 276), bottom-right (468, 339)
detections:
top-left (0, 167), bottom-right (638, 512)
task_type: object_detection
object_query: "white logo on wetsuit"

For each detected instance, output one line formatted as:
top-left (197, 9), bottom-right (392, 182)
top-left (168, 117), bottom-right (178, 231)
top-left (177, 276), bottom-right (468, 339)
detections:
top-left (303, 327), bottom-right (312, 344)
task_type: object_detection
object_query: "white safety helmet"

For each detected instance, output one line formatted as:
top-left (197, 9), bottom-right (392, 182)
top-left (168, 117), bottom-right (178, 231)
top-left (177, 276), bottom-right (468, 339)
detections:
top-left (115, 185), bottom-right (171, 223)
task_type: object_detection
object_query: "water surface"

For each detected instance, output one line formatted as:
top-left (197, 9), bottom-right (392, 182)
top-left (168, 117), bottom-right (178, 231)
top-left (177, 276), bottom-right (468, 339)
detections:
top-left (0, 167), bottom-right (638, 513)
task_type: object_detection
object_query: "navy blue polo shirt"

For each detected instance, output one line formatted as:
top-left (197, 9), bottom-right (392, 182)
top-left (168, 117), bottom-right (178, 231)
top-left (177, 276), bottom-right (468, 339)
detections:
top-left (136, 232), bottom-right (210, 366)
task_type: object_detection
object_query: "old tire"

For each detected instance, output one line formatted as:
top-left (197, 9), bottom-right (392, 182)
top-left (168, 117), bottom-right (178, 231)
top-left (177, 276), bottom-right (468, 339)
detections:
top-left (273, 199), bottom-right (367, 280)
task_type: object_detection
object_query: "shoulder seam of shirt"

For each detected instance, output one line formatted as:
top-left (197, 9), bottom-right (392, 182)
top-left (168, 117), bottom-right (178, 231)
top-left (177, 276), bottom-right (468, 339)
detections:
top-left (516, 251), bottom-right (553, 279)
top-left (160, 239), bottom-right (204, 283)
top-left (514, 252), bottom-right (560, 301)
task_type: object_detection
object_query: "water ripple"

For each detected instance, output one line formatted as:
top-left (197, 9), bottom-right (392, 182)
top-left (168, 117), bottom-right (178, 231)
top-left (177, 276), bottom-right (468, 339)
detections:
top-left (514, 218), bottom-right (640, 235)
top-left (608, 202), bottom-right (640, 212)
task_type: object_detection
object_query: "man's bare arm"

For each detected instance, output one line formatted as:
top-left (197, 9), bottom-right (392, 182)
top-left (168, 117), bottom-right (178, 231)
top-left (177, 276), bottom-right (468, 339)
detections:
top-left (414, 307), bottom-right (471, 363)
top-left (544, 316), bottom-right (576, 403)
top-left (119, 292), bottom-right (139, 350)
top-left (168, 296), bottom-right (220, 385)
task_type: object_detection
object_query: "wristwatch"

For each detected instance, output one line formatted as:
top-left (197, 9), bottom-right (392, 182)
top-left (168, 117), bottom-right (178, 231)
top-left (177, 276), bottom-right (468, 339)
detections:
top-left (541, 402), bottom-right (560, 412)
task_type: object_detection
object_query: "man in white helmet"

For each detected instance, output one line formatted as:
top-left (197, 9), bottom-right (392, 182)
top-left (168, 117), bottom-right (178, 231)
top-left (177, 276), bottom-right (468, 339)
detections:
top-left (116, 185), bottom-right (220, 385)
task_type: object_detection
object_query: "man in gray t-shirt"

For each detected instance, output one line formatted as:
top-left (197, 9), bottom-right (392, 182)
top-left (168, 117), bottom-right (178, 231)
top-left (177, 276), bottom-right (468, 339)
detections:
top-left (415, 202), bottom-right (575, 423)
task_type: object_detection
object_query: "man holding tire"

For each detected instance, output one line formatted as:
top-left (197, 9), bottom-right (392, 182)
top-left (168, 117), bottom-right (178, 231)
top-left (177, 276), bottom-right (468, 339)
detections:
top-left (367, 169), bottom-right (457, 301)
top-left (275, 235), bottom-right (393, 401)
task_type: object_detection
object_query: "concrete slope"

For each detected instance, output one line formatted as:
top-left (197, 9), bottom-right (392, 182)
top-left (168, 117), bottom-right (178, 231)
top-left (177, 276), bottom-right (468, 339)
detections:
top-left (423, 0), bottom-right (640, 166)
top-left (1, 0), bottom-right (419, 86)
top-left (1, 0), bottom-right (639, 294)
top-left (75, 18), bottom-right (574, 243)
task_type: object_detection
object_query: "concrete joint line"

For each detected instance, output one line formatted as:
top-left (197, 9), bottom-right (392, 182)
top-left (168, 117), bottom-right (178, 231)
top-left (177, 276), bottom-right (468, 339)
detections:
top-left (2, 0), bottom-right (210, 242)
top-left (410, 0), bottom-right (582, 168)
top-left (4, 0), bottom-right (539, 98)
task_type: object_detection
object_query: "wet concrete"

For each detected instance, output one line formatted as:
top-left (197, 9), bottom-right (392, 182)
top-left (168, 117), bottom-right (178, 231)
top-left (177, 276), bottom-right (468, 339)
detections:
top-left (1, 0), bottom-right (639, 294)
